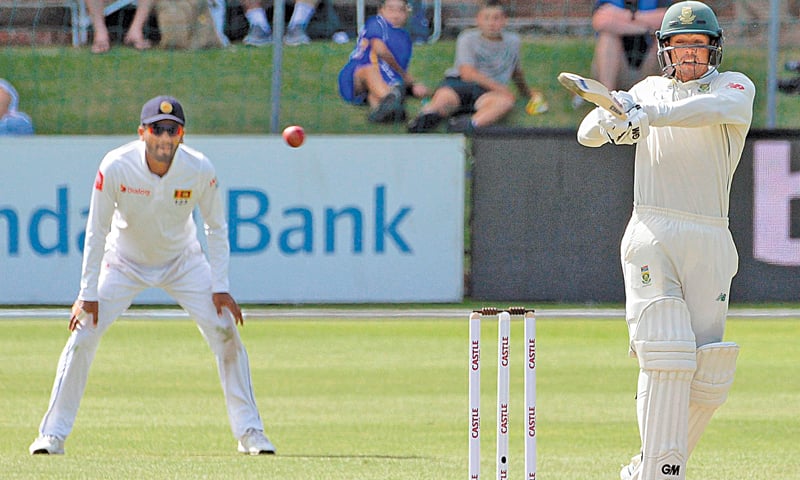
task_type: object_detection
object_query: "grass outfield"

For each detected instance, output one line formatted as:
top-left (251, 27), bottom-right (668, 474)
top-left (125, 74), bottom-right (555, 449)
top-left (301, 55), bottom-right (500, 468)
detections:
top-left (1, 313), bottom-right (799, 479)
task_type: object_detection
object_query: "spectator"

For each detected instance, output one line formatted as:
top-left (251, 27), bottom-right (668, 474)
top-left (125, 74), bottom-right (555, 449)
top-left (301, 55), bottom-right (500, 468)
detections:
top-left (591, 1), bottom-right (671, 91)
top-left (0, 79), bottom-right (34, 135)
top-left (242, 0), bottom-right (320, 46)
top-left (407, 0), bottom-right (544, 133)
top-left (338, 0), bottom-right (429, 123)
top-left (85, 0), bottom-right (154, 53)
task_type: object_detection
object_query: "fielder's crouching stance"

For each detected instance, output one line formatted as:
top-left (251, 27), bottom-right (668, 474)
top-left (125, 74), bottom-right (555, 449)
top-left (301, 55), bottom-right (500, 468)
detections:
top-left (575, 2), bottom-right (753, 479)
top-left (29, 96), bottom-right (276, 456)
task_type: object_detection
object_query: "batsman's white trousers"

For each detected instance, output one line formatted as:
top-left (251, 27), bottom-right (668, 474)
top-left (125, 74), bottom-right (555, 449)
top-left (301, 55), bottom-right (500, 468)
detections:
top-left (621, 205), bottom-right (739, 349)
top-left (37, 245), bottom-right (264, 440)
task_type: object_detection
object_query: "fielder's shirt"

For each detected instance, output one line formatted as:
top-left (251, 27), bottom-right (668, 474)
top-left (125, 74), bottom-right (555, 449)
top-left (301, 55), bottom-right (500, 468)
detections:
top-left (79, 141), bottom-right (229, 300)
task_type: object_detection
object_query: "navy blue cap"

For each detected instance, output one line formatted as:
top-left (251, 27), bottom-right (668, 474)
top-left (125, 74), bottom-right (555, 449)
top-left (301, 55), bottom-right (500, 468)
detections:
top-left (140, 96), bottom-right (186, 125)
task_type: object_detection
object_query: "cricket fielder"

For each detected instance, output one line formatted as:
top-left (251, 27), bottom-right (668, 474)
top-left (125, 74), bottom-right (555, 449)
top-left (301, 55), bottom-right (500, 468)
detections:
top-left (576, 2), bottom-right (754, 479)
top-left (29, 96), bottom-right (275, 456)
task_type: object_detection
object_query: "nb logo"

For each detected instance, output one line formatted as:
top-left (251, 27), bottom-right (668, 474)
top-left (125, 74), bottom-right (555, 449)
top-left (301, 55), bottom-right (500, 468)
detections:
top-left (661, 464), bottom-right (681, 476)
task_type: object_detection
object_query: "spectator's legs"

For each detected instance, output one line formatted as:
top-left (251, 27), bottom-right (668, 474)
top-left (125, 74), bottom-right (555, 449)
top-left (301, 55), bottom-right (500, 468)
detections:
top-left (591, 4), bottom-right (665, 90)
top-left (209, 0), bottom-right (230, 46)
top-left (123, 0), bottom-right (154, 50)
top-left (285, 0), bottom-right (318, 45)
top-left (471, 90), bottom-right (515, 128)
top-left (592, 32), bottom-right (625, 91)
top-left (85, 0), bottom-right (111, 53)
top-left (243, 0), bottom-right (272, 46)
top-left (353, 65), bottom-right (392, 108)
top-left (422, 87), bottom-right (460, 117)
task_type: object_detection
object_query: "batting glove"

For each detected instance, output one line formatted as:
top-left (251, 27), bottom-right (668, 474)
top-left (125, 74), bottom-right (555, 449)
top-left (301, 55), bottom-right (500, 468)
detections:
top-left (611, 90), bottom-right (639, 113)
top-left (598, 107), bottom-right (650, 145)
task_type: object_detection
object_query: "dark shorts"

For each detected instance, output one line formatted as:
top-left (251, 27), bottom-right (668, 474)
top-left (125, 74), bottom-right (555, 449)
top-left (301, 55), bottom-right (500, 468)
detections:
top-left (437, 77), bottom-right (489, 115)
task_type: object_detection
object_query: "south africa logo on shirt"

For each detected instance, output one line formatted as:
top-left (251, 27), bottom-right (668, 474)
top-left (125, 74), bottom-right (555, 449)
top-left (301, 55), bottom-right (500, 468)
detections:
top-left (640, 265), bottom-right (652, 286)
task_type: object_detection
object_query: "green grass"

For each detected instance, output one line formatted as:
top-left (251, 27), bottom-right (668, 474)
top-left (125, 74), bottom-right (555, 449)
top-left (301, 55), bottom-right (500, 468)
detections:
top-left (3, 39), bottom-right (800, 134)
top-left (1, 313), bottom-right (799, 479)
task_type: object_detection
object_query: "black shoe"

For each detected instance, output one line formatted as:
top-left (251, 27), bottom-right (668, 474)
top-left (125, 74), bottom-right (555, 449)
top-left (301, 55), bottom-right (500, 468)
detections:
top-left (407, 112), bottom-right (443, 133)
top-left (392, 106), bottom-right (407, 123)
top-left (447, 114), bottom-right (474, 134)
top-left (369, 87), bottom-right (403, 123)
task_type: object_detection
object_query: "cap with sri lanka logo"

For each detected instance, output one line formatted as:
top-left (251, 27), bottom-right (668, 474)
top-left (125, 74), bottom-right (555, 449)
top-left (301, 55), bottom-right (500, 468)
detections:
top-left (140, 95), bottom-right (185, 125)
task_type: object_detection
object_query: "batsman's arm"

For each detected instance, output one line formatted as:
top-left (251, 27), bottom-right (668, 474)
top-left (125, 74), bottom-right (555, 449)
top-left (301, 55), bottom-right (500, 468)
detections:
top-left (577, 108), bottom-right (611, 147)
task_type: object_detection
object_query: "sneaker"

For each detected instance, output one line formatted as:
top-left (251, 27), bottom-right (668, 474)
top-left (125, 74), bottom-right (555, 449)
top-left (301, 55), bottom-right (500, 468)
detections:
top-left (368, 87), bottom-right (404, 123)
top-left (619, 453), bottom-right (641, 480)
top-left (243, 25), bottom-right (272, 47)
top-left (284, 26), bottom-right (311, 46)
top-left (29, 435), bottom-right (65, 455)
top-left (447, 114), bottom-right (475, 134)
top-left (238, 428), bottom-right (276, 455)
top-left (407, 111), bottom-right (443, 133)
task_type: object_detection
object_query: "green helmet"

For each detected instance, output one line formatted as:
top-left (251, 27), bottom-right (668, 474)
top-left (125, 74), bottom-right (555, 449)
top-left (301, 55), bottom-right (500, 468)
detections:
top-left (655, 1), bottom-right (723, 76)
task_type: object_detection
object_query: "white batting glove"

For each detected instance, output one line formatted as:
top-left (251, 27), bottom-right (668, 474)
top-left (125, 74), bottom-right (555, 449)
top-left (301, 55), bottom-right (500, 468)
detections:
top-left (598, 107), bottom-right (650, 145)
top-left (611, 90), bottom-right (638, 113)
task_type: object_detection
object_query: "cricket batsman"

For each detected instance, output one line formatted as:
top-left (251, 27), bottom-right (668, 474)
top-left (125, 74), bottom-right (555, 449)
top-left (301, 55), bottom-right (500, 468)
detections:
top-left (575, 2), bottom-right (755, 479)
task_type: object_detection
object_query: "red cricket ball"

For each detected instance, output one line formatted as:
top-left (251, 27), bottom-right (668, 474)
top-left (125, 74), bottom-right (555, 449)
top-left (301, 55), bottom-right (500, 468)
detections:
top-left (282, 125), bottom-right (305, 148)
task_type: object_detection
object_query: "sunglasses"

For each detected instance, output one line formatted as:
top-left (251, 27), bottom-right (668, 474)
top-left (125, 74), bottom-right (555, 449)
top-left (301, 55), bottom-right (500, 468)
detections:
top-left (147, 123), bottom-right (183, 137)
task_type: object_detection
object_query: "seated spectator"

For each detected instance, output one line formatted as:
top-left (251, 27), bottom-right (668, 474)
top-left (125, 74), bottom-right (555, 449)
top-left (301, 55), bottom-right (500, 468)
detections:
top-left (0, 79), bottom-right (34, 135)
top-left (242, 0), bottom-right (320, 46)
top-left (407, 0), bottom-right (544, 133)
top-left (591, 0), bottom-right (670, 90)
top-left (85, 0), bottom-right (154, 53)
top-left (337, 0), bottom-right (429, 123)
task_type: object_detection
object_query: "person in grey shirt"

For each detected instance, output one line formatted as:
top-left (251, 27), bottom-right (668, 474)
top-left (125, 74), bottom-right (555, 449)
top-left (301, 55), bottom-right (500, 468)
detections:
top-left (407, 0), bottom-right (544, 133)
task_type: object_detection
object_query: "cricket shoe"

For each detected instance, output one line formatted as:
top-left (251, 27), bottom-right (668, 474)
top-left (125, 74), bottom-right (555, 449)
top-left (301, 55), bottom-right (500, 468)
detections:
top-left (29, 435), bottom-right (65, 455)
top-left (368, 86), bottom-right (404, 123)
top-left (407, 111), bottom-right (443, 133)
top-left (243, 25), bottom-right (272, 47)
top-left (238, 428), bottom-right (276, 455)
top-left (284, 27), bottom-right (311, 46)
top-left (620, 453), bottom-right (641, 480)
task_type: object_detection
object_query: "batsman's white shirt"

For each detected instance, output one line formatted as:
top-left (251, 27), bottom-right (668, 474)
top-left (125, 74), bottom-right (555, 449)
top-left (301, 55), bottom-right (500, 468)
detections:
top-left (578, 70), bottom-right (755, 347)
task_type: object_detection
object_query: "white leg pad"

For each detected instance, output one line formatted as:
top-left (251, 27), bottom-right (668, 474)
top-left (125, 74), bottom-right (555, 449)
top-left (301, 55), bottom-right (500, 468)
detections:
top-left (687, 342), bottom-right (739, 455)
top-left (632, 297), bottom-right (697, 480)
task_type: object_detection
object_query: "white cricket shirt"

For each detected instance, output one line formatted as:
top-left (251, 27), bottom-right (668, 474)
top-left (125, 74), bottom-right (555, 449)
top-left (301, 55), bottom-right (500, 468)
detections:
top-left (579, 69), bottom-right (755, 218)
top-left (79, 140), bottom-right (230, 300)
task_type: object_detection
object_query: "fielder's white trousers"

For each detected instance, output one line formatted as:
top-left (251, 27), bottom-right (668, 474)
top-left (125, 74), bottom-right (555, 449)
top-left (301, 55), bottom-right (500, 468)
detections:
top-left (37, 245), bottom-right (264, 441)
top-left (621, 205), bottom-right (739, 348)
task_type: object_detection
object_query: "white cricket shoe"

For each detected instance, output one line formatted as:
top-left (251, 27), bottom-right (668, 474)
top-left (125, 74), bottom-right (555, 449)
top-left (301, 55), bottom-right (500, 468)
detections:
top-left (29, 435), bottom-right (65, 455)
top-left (238, 428), bottom-right (276, 455)
top-left (620, 453), bottom-right (641, 480)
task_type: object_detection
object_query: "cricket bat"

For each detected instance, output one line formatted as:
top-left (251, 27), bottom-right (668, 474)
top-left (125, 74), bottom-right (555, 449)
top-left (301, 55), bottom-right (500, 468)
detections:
top-left (557, 72), bottom-right (628, 120)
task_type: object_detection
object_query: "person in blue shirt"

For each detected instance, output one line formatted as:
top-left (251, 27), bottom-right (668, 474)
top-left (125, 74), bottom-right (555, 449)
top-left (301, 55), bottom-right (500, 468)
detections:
top-left (0, 79), bottom-right (34, 135)
top-left (591, 0), bottom-right (672, 90)
top-left (338, 0), bottom-right (429, 123)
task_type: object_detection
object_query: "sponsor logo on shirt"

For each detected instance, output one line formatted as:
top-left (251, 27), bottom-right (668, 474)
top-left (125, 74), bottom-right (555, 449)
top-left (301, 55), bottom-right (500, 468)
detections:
top-left (726, 82), bottom-right (745, 90)
top-left (120, 184), bottom-right (151, 196)
top-left (94, 171), bottom-right (104, 191)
